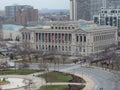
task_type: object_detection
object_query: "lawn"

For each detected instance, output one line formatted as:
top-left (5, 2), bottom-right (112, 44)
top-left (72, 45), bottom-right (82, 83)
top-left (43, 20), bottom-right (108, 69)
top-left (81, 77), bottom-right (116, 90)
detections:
top-left (0, 69), bottom-right (40, 75)
top-left (39, 85), bottom-right (68, 90)
top-left (38, 71), bottom-right (72, 82)
top-left (39, 85), bottom-right (85, 90)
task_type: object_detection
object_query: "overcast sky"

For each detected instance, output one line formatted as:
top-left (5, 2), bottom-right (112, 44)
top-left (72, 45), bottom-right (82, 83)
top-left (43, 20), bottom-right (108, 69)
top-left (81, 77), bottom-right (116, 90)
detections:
top-left (0, 0), bottom-right (69, 10)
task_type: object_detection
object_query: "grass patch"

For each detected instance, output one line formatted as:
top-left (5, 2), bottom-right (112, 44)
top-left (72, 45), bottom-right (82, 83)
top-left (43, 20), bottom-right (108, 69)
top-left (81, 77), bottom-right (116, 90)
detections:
top-left (39, 85), bottom-right (85, 90)
top-left (0, 69), bottom-right (40, 75)
top-left (39, 85), bottom-right (68, 90)
top-left (38, 71), bottom-right (72, 82)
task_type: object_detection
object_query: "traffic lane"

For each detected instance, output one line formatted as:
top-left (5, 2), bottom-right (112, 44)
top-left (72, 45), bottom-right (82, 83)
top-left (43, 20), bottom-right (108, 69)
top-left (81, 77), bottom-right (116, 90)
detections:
top-left (74, 67), bottom-right (116, 90)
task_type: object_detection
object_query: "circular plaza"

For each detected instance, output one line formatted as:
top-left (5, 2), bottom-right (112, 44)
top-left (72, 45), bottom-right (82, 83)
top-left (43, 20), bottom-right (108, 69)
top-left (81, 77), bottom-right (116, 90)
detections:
top-left (0, 77), bottom-right (30, 90)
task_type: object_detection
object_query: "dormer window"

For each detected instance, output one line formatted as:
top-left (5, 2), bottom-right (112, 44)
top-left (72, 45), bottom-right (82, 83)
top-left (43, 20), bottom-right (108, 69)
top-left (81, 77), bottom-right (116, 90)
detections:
top-left (51, 26), bottom-right (54, 29)
top-left (55, 27), bottom-right (57, 29)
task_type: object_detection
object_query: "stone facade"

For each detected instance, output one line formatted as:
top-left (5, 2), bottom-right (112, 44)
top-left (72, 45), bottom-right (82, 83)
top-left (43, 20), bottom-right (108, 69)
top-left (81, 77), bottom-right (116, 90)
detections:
top-left (20, 22), bottom-right (117, 56)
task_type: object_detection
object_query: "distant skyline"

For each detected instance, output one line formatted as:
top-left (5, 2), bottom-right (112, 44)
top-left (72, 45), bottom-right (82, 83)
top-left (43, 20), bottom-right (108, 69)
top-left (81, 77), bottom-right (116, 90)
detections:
top-left (0, 0), bottom-right (69, 10)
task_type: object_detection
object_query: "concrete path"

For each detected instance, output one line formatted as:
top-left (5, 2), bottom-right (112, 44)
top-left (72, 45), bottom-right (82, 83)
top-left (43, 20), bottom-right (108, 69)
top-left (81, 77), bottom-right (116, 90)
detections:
top-left (75, 73), bottom-right (95, 90)
top-left (0, 75), bottom-right (46, 90)
top-left (46, 82), bottom-right (86, 86)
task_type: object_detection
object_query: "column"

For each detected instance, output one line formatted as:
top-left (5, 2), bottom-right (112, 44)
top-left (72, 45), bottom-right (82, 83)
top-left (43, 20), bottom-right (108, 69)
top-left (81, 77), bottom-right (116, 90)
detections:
top-left (60, 33), bottom-right (62, 43)
top-left (48, 33), bottom-right (50, 43)
top-left (65, 34), bottom-right (67, 43)
top-left (50, 33), bottom-right (52, 43)
top-left (52, 33), bottom-right (55, 43)
top-left (69, 34), bottom-right (72, 43)
top-left (37, 33), bottom-right (39, 42)
top-left (29, 33), bottom-right (31, 40)
top-left (39, 33), bottom-right (41, 41)
top-left (67, 34), bottom-right (69, 43)
top-left (22, 32), bottom-right (24, 40)
top-left (42, 33), bottom-right (45, 42)
top-left (58, 33), bottom-right (61, 43)
top-left (25, 32), bottom-right (27, 40)
top-left (36, 33), bottom-right (38, 42)
top-left (40, 33), bottom-right (42, 42)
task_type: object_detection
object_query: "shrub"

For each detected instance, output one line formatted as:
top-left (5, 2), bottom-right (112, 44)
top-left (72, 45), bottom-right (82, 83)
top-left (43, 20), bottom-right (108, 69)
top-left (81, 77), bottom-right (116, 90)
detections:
top-left (2, 78), bottom-right (6, 82)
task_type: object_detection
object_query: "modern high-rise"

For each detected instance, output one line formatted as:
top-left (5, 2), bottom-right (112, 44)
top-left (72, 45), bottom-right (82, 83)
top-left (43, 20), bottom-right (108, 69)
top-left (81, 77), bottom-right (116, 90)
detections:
top-left (106, 0), bottom-right (120, 8)
top-left (15, 8), bottom-right (38, 26)
top-left (70, 0), bottom-right (104, 21)
top-left (94, 7), bottom-right (120, 31)
top-left (5, 5), bottom-right (33, 20)
top-left (70, 0), bottom-right (120, 21)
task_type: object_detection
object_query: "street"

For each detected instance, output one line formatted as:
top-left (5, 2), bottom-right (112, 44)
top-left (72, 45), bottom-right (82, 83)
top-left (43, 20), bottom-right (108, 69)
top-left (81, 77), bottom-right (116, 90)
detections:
top-left (14, 63), bottom-right (120, 90)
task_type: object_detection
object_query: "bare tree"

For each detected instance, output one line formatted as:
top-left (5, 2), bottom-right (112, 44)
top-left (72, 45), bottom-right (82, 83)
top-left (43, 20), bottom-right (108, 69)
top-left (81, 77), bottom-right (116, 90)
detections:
top-left (17, 41), bottom-right (34, 62)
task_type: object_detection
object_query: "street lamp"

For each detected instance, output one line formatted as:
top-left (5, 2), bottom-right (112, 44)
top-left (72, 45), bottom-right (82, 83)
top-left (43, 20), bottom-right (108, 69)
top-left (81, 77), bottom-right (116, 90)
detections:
top-left (45, 65), bottom-right (48, 90)
top-left (80, 61), bottom-right (84, 80)
top-left (46, 73), bottom-right (47, 90)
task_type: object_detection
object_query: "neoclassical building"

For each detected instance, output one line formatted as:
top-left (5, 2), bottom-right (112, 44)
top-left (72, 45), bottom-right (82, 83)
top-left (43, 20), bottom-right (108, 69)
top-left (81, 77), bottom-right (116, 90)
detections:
top-left (20, 21), bottom-right (117, 56)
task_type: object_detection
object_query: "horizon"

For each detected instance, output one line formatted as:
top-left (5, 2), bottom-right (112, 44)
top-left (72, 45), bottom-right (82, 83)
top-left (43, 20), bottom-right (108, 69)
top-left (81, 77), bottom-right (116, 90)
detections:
top-left (0, 0), bottom-right (69, 10)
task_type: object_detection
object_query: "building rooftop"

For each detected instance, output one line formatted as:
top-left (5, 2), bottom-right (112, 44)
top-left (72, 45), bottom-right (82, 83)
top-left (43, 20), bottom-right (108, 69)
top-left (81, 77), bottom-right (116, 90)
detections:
top-left (79, 24), bottom-right (115, 31)
top-left (26, 25), bottom-right (51, 30)
top-left (27, 25), bottom-right (43, 29)
top-left (2, 24), bottom-right (23, 31)
top-left (20, 20), bottom-right (117, 32)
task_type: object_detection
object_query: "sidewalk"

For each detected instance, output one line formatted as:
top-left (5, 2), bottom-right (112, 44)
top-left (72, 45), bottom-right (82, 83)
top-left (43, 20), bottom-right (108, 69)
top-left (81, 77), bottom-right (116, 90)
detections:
top-left (46, 82), bottom-right (86, 86)
top-left (59, 70), bottom-right (95, 90)
top-left (72, 73), bottom-right (95, 90)
top-left (0, 69), bottom-right (95, 90)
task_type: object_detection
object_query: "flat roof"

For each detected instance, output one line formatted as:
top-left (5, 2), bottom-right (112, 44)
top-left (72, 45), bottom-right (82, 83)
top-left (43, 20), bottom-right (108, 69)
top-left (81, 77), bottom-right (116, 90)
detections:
top-left (3, 24), bottom-right (23, 31)
top-left (80, 24), bottom-right (116, 31)
top-left (20, 22), bottom-right (117, 32)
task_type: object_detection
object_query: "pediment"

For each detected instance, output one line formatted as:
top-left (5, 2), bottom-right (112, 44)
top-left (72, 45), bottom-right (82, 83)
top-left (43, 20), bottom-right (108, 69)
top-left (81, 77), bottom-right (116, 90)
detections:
top-left (19, 28), bottom-right (31, 32)
top-left (71, 29), bottom-right (87, 34)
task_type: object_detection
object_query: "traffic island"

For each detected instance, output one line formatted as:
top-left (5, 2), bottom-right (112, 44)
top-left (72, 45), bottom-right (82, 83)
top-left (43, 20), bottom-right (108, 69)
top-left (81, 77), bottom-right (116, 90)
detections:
top-left (38, 71), bottom-right (86, 90)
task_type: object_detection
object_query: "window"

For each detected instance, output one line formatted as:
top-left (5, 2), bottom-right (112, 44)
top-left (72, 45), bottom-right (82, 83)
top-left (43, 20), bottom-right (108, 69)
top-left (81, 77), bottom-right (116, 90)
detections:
top-left (84, 36), bottom-right (86, 42)
top-left (59, 46), bottom-right (61, 50)
top-left (62, 46), bottom-right (64, 51)
top-left (65, 46), bottom-right (67, 51)
top-left (46, 45), bottom-right (47, 50)
top-left (80, 36), bottom-right (82, 42)
top-left (42, 45), bottom-right (44, 50)
top-left (36, 45), bottom-right (38, 50)
top-left (72, 27), bottom-right (75, 29)
top-left (65, 27), bottom-right (67, 29)
top-left (55, 27), bottom-right (57, 29)
top-left (76, 35), bottom-right (79, 42)
top-left (83, 49), bottom-right (85, 52)
top-left (69, 46), bottom-right (71, 51)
